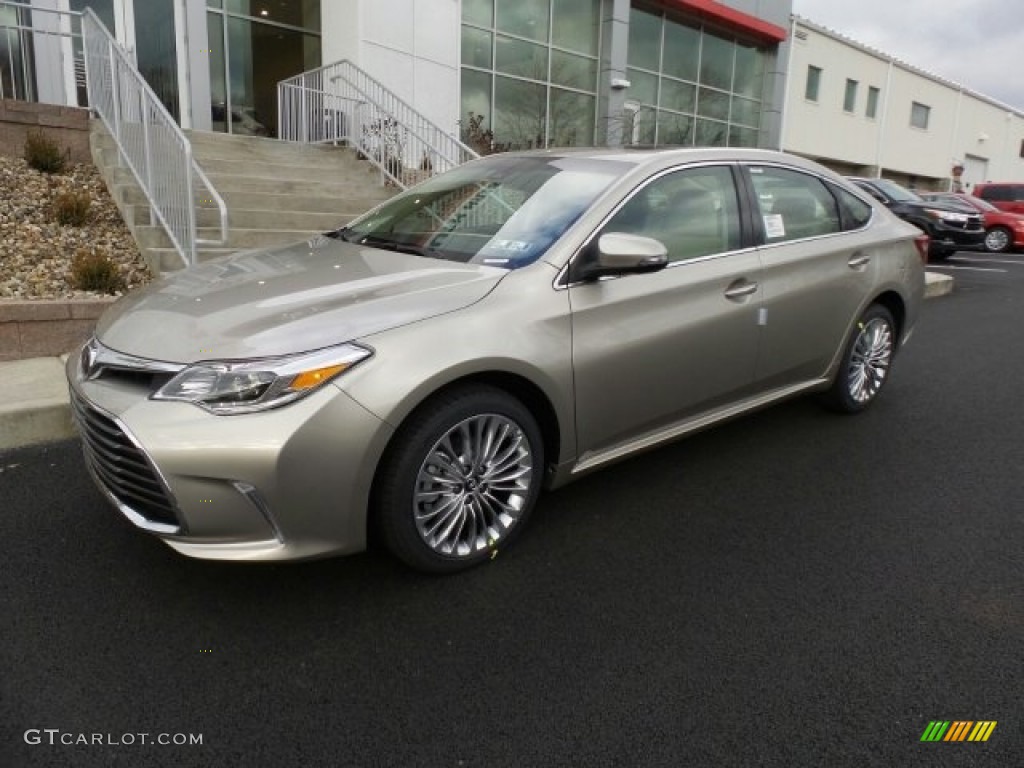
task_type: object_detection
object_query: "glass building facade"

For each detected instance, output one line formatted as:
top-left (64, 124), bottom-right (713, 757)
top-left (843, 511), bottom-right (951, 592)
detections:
top-left (461, 0), bottom-right (772, 150)
top-left (624, 5), bottom-right (765, 148)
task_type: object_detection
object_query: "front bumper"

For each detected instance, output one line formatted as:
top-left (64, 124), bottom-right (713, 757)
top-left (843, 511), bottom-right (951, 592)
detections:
top-left (66, 346), bottom-right (392, 561)
top-left (928, 223), bottom-right (985, 252)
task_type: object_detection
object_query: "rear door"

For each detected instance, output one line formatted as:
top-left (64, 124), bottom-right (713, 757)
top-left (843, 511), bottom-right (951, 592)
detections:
top-left (742, 164), bottom-right (877, 389)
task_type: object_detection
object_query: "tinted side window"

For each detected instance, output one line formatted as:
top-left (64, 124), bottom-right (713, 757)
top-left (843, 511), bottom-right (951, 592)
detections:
top-left (604, 165), bottom-right (741, 263)
top-left (978, 185), bottom-right (1010, 202)
top-left (749, 166), bottom-right (841, 243)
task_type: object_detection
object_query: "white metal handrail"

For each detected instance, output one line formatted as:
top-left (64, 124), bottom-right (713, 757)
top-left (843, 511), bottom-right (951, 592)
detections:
top-left (277, 59), bottom-right (479, 189)
top-left (81, 9), bottom-right (226, 267)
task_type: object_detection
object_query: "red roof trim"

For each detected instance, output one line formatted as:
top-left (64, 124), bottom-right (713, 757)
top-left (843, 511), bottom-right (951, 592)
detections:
top-left (657, 0), bottom-right (788, 44)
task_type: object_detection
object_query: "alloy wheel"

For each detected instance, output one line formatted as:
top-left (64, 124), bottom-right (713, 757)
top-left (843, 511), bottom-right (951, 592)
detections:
top-left (846, 317), bottom-right (893, 404)
top-left (413, 413), bottom-right (534, 558)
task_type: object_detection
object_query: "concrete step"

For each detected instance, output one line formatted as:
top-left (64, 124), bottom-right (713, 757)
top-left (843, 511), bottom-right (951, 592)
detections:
top-left (194, 155), bottom-right (379, 183)
top-left (88, 119), bottom-right (399, 275)
top-left (121, 203), bottom-right (349, 231)
top-left (93, 142), bottom-right (383, 197)
top-left (191, 138), bottom-right (368, 166)
top-left (137, 225), bottom-right (322, 250)
top-left (185, 129), bottom-right (354, 156)
top-left (113, 184), bottom-right (389, 215)
top-left (199, 173), bottom-right (389, 196)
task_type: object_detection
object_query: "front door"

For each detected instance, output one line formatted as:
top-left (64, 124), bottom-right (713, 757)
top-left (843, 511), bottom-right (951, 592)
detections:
top-left (569, 164), bottom-right (763, 460)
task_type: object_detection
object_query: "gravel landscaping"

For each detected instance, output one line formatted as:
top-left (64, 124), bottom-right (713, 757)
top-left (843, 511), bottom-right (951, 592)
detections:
top-left (0, 154), bottom-right (151, 299)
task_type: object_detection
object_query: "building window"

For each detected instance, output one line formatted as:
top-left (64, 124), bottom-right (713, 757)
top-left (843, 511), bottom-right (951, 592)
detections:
top-left (843, 79), bottom-right (858, 113)
top-left (805, 65), bottom-right (822, 102)
top-left (910, 101), bottom-right (931, 130)
top-left (622, 7), bottom-right (766, 149)
top-left (866, 86), bottom-right (880, 119)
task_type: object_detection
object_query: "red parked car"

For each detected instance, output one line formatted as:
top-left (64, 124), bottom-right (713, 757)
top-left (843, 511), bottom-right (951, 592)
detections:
top-left (919, 192), bottom-right (1024, 253)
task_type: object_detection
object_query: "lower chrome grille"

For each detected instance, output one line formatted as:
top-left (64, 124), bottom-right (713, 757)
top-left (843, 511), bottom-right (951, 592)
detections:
top-left (70, 390), bottom-right (180, 530)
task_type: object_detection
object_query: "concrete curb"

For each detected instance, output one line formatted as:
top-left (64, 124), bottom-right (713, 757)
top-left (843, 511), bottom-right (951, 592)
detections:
top-left (924, 270), bottom-right (954, 298)
top-left (0, 271), bottom-right (956, 454)
top-left (0, 357), bottom-right (75, 451)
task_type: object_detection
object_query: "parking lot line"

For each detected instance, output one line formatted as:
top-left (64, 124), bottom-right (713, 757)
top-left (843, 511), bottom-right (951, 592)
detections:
top-left (946, 256), bottom-right (1023, 266)
top-left (929, 265), bottom-right (1008, 273)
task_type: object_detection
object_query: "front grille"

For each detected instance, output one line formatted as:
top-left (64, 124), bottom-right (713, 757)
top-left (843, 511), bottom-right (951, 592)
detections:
top-left (70, 391), bottom-right (180, 529)
top-left (941, 215), bottom-right (983, 231)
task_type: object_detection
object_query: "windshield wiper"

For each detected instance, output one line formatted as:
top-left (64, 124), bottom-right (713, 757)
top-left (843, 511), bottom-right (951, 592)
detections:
top-left (357, 235), bottom-right (432, 258)
top-left (324, 226), bottom-right (353, 241)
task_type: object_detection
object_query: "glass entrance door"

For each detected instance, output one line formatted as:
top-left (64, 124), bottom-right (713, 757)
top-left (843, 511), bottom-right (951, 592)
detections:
top-left (207, 1), bottom-right (320, 137)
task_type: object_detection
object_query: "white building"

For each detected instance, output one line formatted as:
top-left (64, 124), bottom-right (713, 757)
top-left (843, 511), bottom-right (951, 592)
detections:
top-left (781, 17), bottom-right (1024, 190)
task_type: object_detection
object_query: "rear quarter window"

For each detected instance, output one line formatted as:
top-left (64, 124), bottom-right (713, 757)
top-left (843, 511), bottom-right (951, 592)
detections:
top-left (831, 184), bottom-right (873, 230)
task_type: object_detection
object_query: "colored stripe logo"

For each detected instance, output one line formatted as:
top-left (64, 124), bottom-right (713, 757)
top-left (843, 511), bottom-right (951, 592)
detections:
top-left (920, 721), bottom-right (997, 742)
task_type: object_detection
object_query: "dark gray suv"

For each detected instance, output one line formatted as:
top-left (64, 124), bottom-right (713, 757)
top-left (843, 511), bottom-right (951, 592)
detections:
top-left (848, 177), bottom-right (985, 260)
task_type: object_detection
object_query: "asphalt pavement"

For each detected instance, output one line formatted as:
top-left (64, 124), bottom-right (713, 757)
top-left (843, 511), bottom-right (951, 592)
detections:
top-left (1, 255), bottom-right (1021, 767)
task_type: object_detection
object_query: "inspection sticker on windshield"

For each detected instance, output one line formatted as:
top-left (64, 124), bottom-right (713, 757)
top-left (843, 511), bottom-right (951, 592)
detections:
top-left (487, 239), bottom-right (531, 253)
top-left (763, 213), bottom-right (786, 239)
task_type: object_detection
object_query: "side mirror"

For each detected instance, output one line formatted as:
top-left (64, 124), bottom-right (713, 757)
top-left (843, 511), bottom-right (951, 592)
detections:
top-left (575, 233), bottom-right (669, 282)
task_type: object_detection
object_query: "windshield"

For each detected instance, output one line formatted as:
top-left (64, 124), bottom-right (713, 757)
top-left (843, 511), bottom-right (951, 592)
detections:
top-left (872, 178), bottom-right (922, 202)
top-left (335, 155), bottom-right (625, 268)
top-left (964, 195), bottom-right (998, 213)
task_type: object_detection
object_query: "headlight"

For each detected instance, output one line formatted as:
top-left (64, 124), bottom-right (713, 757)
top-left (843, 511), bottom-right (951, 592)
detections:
top-left (924, 208), bottom-right (968, 223)
top-left (152, 343), bottom-right (372, 414)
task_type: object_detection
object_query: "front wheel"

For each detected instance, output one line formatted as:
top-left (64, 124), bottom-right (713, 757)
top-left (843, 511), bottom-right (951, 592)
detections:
top-left (821, 304), bottom-right (896, 413)
top-left (984, 226), bottom-right (1012, 253)
top-left (375, 385), bottom-right (544, 573)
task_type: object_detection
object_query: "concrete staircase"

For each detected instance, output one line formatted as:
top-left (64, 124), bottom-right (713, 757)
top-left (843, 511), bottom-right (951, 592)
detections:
top-left (90, 121), bottom-right (397, 273)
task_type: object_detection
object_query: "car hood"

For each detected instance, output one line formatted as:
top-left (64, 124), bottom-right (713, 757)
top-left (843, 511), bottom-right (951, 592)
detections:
top-left (96, 236), bottom-right (507, 363)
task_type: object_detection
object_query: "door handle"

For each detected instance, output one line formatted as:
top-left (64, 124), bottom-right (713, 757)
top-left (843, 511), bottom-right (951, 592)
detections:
top-left (724, 280), bottom-right (758, 300)
top-left (848, 252), bottom-right (871, 268)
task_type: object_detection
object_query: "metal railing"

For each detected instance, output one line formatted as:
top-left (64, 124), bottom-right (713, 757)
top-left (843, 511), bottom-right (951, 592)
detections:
top-left (81, 9), bottom-right (225, 268)
top-left (278, 59), bottom-right (478, 189)
top-left (0, 0), bottom-right (82, 106)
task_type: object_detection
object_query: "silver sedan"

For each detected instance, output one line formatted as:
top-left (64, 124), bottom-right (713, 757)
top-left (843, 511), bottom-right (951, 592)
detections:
top-left (67, 148), bottom-right (926, 572)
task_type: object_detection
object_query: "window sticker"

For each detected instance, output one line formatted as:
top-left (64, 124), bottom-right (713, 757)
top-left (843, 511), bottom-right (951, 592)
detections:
top-left (487, 239), bottom-right (532, 253)
top-left (763, 213), bottom-right (786, 239)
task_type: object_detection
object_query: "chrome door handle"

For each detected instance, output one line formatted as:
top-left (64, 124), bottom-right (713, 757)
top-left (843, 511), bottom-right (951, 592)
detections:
top-left (724, 280), bottom-right (758, 299)
top-left (848, 253), bottom-right (871, 268)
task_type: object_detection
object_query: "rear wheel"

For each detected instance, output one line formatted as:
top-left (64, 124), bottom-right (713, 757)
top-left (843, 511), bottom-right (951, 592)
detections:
top-left (984, 226), bottom-right (1012, 253)
top-left (821, 304), bottom-right (896, 413)
top-left (375, 385), bottom-right (544, 573)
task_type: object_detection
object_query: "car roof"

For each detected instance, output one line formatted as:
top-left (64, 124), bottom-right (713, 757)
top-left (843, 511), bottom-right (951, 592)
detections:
top-left (484, 146), bottom-right (847, 181)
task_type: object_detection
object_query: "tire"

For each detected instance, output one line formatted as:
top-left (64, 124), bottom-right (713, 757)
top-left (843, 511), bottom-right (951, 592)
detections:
top-left (375, 385), bottom-right (544, 573)
top-left (821, 304), bottom-right (896, 413)
top-left (928, 247), bottom-right (952, 261)
top-left (984, 226), bottom-right (1012, 253)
